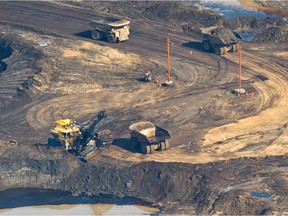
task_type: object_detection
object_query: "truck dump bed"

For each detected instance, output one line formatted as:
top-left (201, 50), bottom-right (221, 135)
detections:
top-left (90, 18), bottom-right (130, 28)
top-left (129, 121), bottom-right (171, 144)
top-left (202, 26), bottom-right (239, 45)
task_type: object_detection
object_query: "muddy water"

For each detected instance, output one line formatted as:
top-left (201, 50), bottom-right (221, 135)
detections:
top-left (198, 0), bottom-right (282, 18)
top-left (0, 189), bottom-right (160, 215)
top-left (1, 205), bottom-right (159, 215)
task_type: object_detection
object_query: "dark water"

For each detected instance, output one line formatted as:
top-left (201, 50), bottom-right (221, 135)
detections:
top-left (0, 188), bottom-right (153, 209)
top-left (250, 191), bottom-right (275, 202)
top-left (198, 0), bottom-right (281, 18)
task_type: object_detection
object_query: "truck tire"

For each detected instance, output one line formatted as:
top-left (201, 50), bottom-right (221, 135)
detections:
top-left (220, 47), bottom-right (225, 55)
top-left (202, 40), bottom-right (212, 52)
top-left (150, 145), bottom-right (154, 153)
top-left (164, 140), bottom-right (170, 150)
top-left (232, 44), bottom-right (238, 52)
top-left (223, 47), bottom-right (228, 55)
top-left (107, 34), bottom-right (117, 43)
top-left (214, 46), bottom-right (221, 55)
top-left (140, 144), bottom-right (146, 154)
top-left (91, 30), bottom-right (102, 40)
top-left (146, 145), bottom-right (151, 154)
top-left (214, 46), bottom-right (224, 55)
top-left (141, 144), bottom-right (151, 154)
top-left (160, 142), bottom-right (166, 151)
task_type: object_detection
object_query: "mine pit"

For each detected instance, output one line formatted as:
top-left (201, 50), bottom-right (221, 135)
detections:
top-left (0, 1), bottom-right (287, 214)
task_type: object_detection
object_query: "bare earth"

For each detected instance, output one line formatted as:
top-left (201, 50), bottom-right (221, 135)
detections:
top-left (0, 1), bottom-right (287, 214)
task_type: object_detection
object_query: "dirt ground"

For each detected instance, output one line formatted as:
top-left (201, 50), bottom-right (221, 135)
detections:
top-left (0, 1), bottom-right (287, 214)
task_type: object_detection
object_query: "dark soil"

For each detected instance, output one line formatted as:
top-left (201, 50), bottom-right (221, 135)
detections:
top-left (253, 26), bottom-right (288, 43)
top-left (0, 34), bottom-right (43, 113)
top-left (1, 141), bottom-right (287, 214)
top-left (73, 1), bottom-right (288, 43)
top-left (0, 2), bottom-right (287, 215)
top-left (73, 1), bottom-right (221, 26)
top-left (184, 16), bottom-right (288, 43)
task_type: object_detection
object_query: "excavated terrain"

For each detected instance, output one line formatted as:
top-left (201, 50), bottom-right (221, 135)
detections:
top-left (1, 140), bottom-right (288, 214)
top-left (0, 1), bottom-right (287, 214)
top-left (73, 1), bottom-right (288, 43)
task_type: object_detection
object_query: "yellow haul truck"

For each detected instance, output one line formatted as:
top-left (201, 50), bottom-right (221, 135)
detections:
top-left (201, 26), bottom-right (242, 55)
top-left (129, 121), bottom-right (171, 154)
top-left (90, 18), bottom-right (130, 43)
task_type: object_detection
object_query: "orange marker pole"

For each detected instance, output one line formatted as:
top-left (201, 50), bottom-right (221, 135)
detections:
top-left (238, 45), bottom-right (242, 90)
top-left (167, 37), bottom-right (171, 82)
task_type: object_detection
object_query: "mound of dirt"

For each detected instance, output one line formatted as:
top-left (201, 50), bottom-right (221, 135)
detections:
top-left (223, 16), bottom-right (287, 31)
top-left (1, 139), bottom-right (286, 214)
top-left (253, 26), bottom-right (288, 43)
top-left (73, 1), bottom-right (221, 26)
top-left (183, 15), bottom-right (288, 43)
top-left (212, 189), bottom-right (275, 215)
top-left (143, 2), bottom-right (221, 26)
top-left (0, 140), bottom-right (80, 191)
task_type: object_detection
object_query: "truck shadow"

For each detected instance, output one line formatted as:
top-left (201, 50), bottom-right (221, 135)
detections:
top-left (182, 41), bottom-right (207, 53)
top-left (74, 30), bottom-right (108, 43)
top-left (112, 138), bottom-right (140, 153)
top-left (74, 30), bottom-right (93, 39)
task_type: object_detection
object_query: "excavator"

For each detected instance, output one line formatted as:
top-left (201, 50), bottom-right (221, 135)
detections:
top-left (48, 110), bottom-right (112, 156)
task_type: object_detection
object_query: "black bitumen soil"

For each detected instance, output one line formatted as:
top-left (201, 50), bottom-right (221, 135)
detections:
top-left (1, 141), bottom-right (287, 214)
top-left (253, 26), bottom-right (288, 43)
top-left (0, 34), bottom-right (43, 113)
top-left (73, 1), bottom-right (288, 43)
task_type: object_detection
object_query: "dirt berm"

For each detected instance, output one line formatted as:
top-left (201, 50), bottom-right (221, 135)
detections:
top-left (1, 140), bottom-right (287, 214)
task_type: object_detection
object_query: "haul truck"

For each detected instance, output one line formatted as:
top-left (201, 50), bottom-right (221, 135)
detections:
top-left (129, 121), bottom-right (171, 154)
top-left (90, 18), bottom-right (130, 43)
top-left (202, 26), bottom-right (242, 55)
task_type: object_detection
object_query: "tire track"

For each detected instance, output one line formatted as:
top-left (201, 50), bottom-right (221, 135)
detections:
top-left (201, 51), bottom-right (288, 158)
top-left (86, 50), bottom-right (288, 166)
top-left (1, 1), bottom-right (284, 164)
